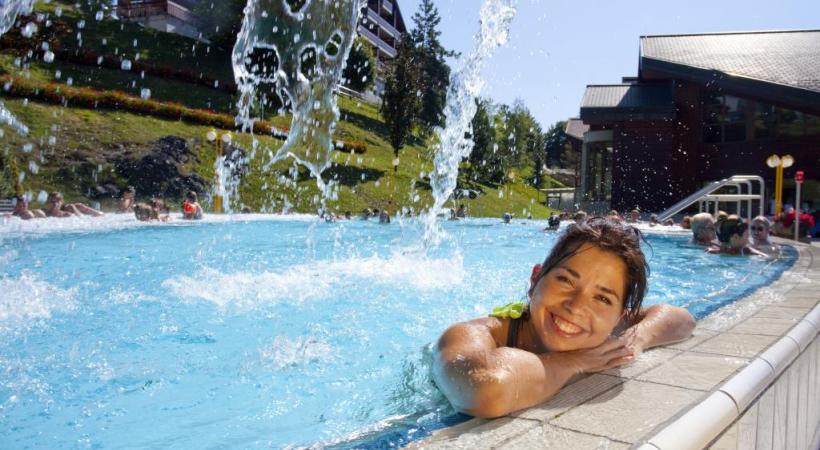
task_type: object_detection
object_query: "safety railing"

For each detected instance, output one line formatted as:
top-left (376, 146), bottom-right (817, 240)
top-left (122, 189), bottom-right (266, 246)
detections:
top-left (657, 175), bottom-right (765, 222)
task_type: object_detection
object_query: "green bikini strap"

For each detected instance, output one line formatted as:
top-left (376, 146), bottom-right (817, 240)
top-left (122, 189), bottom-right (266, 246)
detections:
top-left (489, 301), bottom-right (529, 319)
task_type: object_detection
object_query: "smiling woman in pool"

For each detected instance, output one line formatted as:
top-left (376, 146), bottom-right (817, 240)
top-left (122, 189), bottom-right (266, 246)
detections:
top-left (432, 217), bottom-right (696, 418)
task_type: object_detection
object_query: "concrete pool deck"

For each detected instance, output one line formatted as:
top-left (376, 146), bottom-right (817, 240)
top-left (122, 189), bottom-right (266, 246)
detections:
top-left (407, 239), bottom-right (819, 449)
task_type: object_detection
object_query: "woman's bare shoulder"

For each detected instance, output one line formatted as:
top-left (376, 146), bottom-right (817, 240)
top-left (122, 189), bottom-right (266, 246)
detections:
top-left (438, 316), bottom-right (508, 351)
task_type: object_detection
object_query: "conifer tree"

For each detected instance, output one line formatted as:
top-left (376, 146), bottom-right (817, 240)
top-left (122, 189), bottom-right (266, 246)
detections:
top-left (342, 37), bottom-right (377, 92)
top-left (380, 35), bottom-right (420, 171)
top-left (410, 0), bottom-right (454, 130)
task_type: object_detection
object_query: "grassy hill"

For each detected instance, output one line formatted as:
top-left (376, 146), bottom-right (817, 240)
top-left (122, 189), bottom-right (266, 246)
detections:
top-left (0, 1), bottom-right (562, 218)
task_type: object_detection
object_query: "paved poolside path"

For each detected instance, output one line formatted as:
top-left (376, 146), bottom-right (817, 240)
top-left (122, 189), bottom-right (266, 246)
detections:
top-left (407, 240), bottom-right (819, 449)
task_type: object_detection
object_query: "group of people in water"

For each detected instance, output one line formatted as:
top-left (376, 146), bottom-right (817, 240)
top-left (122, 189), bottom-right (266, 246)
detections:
top-left (689, 211), bottom-right (781, 257)
top-left (431, 204), bottom-right (803, 418)
top-left (539, 208), bottom-right (783, 258)
top-left (8, 187), bottom-right (206, 222)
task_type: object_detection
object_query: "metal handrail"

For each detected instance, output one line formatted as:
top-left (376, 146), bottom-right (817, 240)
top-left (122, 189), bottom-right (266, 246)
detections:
top-left (657, 175), bottom-right (765, 222)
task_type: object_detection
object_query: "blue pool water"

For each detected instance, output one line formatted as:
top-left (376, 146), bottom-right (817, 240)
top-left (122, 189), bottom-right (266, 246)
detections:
top-left (0, 216), bottom-right (795, 448)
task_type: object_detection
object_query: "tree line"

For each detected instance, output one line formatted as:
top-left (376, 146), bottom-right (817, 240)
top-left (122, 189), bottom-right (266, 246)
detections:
top-left (381, 1), bottom-right (573, 186)
top-left (194, 0), bottom-right (574, 187)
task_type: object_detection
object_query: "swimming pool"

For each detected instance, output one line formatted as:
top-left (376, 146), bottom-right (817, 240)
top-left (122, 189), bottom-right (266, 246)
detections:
top-left (0, 216), bottom-right (796, 448)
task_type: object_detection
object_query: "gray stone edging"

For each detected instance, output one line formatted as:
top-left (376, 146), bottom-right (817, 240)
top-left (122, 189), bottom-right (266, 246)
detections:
top-left (406, 239), bottom-right (819, 450)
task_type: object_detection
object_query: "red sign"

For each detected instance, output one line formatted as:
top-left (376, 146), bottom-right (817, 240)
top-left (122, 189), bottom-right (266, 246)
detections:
top-left (796, 170), bottom-right (804, 184)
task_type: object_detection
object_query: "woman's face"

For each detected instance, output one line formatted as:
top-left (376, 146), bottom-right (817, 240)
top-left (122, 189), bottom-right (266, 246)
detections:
top-left (750, 222), bottom-right (769, 242)
top-left (529, 244), bottom-right (627, 352)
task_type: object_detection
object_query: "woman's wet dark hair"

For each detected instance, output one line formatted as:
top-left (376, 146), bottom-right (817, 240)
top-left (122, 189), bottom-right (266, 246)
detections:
top-left (528, 216), bottom-right (650, 324)
top-left (716, 217), bottom-right (747, 243)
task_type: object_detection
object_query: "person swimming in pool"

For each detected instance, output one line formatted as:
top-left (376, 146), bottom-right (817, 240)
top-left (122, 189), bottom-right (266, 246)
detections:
top-left (749, 215), bottom-right (780, 257)
top-left (432, 217), bottom-right (695, 418)
top-left (708, 215), bottom-right (767, 257)
top-left (182, 191), bottom-right (204, 220)
top-left (689, 212), bottom-right (718, 247)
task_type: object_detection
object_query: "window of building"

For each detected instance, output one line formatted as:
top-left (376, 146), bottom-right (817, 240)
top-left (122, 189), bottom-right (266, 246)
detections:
top-left (753, 101), bottom-right (820, 139)
top-left (584, 142), bottom-right (612, 202)
top-left (753, 103), bottom-right (774, 139)
top-left (702, 93), bottom-right (747, 144)
top-left (806, 113), bottom-right (820, 136)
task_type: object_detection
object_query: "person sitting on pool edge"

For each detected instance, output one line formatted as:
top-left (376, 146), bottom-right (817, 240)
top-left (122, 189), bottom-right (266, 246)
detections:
top-left (12, 196), bottom-right (46, 220)
top-left (432, 217), bottom-right (696, 418)
top-left (708, 215), bottom-right (767, 257)
top-left (44, 192), bottom-right (103, 217)
top-left (182, 191), bottom-right (204, 220)
top-left (689, 212), bottom-right (717, 247)
top-left (117, 186), bottom-right (136, 213)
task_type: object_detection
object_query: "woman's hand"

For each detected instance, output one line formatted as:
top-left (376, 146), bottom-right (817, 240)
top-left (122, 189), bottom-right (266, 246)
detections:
top-left (549, 337), bottom-right (635, 375)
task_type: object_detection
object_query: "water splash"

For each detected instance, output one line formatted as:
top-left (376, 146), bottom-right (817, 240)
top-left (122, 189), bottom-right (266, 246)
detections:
top-left (231, 0), bottom-right (363, 210)
top-left (423, 0), bottom-right (517, 244)
top-left (0, 0), bottom-right (34, 135)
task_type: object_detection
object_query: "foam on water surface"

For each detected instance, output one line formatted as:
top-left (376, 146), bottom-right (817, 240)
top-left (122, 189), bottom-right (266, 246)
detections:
top-left (164, 250), bottom-right (465, 310)
top-left (0, 271), bottom-right (78, 335)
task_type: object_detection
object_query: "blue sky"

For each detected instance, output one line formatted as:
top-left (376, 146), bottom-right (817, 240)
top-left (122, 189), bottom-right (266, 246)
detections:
top-left (396, 0), bottom-right (819, 129)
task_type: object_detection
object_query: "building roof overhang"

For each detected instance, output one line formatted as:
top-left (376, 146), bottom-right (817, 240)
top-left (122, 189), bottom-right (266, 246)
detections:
top-left (640, 57), bottom-right (820, 115)
top-left (639, 30), bottom-right (820, 115)
top-left (579, 83), bottom-right (676, 123)
top-left (565, 118), bottom-right (589, 141)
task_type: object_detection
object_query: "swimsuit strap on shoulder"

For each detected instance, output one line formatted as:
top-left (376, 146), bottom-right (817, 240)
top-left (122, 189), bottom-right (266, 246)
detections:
top-left (489, 301), bottom-right (528, 319)
top-left (489, 301), bottom-right (528, 348)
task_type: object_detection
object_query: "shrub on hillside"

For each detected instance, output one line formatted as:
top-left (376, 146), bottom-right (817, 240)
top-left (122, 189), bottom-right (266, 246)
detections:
top-left (0, 75), bottom-right (366, 153)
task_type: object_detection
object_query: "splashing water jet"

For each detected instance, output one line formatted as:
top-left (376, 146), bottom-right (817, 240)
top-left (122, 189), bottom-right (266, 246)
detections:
top-left (231, 0), bottom-right (362, 213)
top-left (0, 0), bottom-right (34, 135)
top-left (423, 0), bottom-right (517, 244)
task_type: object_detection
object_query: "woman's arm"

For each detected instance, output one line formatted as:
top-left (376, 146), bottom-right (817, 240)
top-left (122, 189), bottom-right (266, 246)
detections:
top-left (618, 304), bottom-right (696, 356)
top-left (433, 318), bottom-right (633, 418)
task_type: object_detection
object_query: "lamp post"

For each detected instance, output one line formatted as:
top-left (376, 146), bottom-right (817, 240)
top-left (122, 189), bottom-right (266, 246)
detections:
top-left (207, 129), bottom-right (232, 213)
top-left (766, 154), bottom-right (794, 216)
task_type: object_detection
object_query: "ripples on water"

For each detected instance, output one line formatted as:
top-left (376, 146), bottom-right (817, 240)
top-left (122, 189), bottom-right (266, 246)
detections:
top-left (0, 217), bottom-right (794, 448)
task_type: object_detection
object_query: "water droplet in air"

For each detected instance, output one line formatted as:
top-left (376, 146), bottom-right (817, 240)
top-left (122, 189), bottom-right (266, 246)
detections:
top-left (95, 11), bottom-right (104, 21)
top-left (121, 59), bottom-right (132, 71)
top-left (22, 23), bottom-right (37, 38)
top-left (140, 88), bottom-right (151, 100)
top-left (43, 51), bottom-right (54, 63)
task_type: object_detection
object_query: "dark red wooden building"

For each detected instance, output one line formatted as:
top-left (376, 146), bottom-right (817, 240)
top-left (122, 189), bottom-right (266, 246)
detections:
top-left (569, 30), bottom-right (820, 214)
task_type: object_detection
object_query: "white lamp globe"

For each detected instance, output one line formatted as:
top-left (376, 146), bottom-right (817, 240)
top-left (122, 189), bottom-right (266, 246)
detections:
top-left (781, 154), bottom-right (794, 168)
top-left (766, 155), bottom-right (780, 168)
